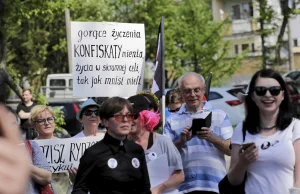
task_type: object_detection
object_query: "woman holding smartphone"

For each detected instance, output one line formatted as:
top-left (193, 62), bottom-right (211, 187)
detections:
top-left (227, 69), bottom-right (300, 194)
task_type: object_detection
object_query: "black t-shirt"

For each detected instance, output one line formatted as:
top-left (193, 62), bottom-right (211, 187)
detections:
top-left (72, 133), bottom-right (151, 194)
top-left (16, 101), bottom-right (37, 129)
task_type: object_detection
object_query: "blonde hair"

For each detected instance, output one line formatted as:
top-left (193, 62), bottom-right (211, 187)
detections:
top-left (29, 105), bottom-right (54, 124)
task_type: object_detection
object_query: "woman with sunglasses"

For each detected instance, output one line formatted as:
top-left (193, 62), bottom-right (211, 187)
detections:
top-left (30, 105), bottom-right (70, 193)
top-left (128, 94), bottom-right (184, 194)
top-left (227, 69), bottom-right (300, 194)
top-left (72, 97), bottom-right (151, 194)
top-left (72, 98), bottom-right (104, 138)
top-left (69, 98), bottom-right (105, 186)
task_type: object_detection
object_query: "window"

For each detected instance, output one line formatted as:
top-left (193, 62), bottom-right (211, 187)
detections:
top-left (294, 39), bottom-right (298, 47)
top-left (50, 79), bottom-right (66, 90)
top-left (69, 79), bottom-right (73, 91)
top-left (232, 2), bottom-right (253, 20)
top-left (286, 72), bottom-right (300, 80)
top-left (232, 5), bottom-right (241, 20)
top-left (241, 3), bottom-right (250, 19)
top-left (252, 43), bottom-right (255, 52)
top-left (208, 92), bottom-right (223, 101)
top-left (228, 88), bottom-right (245, 97)
top-left (287, 83), bottom-right (298, 95)
top-left (235, 45), bottom-right (239, 54)
top-left (242, 44), bottom-right (249, 51)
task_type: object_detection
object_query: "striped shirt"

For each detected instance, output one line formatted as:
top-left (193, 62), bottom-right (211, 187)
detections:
top-left (163, 102), bottom-right (233, 193)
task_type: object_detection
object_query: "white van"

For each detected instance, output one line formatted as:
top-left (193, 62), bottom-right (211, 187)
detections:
top-left (41, 73), bottom-right (73, 98)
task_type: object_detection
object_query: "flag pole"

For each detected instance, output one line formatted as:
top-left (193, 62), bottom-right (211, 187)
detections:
top-left (160, 16), bottom-right (165, 128)
top-left (150, 16), bottom-right (165, 129)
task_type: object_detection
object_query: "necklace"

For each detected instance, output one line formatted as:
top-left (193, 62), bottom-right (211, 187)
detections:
top-left (259, 124), bottom-right (276, 130)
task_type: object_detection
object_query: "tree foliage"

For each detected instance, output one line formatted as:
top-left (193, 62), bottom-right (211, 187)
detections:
top-left (256, 0), bottom-right (300, 68)
top-left (171, 0), bottom-right (243, 86)
top-left (3, 0), bottom-right (244, 89)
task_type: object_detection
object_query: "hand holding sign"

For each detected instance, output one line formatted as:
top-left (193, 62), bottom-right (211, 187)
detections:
top-left (68, 167), bottom-right (78, 183)
top-left (0, 105), bottom-right (29, 194)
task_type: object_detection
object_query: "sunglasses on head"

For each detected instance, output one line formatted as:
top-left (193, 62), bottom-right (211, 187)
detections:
top-left (83, 110), bottom-right (100, 116)
top-left (168, 107), bottom-right (180, 113)
top-left (254, 86), bottom-right (282, 96)
top-left (111, 114), bottom-right (135, 122)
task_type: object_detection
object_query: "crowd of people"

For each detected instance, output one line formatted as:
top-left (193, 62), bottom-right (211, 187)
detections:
top-left (0, 69), bottom-right (300, 194)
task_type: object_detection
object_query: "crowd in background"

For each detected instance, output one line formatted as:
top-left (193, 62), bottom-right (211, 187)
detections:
top-left (0, 69), bottom-right (300, 194)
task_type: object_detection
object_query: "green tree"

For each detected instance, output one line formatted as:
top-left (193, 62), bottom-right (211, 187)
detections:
top-left (169, 0), bottom-right (244, 86)
top-left (3, 0), bottom-right (244, 89)
top-left (5, 0), bottom-right (69, 87)
top-left (4, 0), bottom-right (112, 88)
top-left (256, 0), bottom-right (300, 68)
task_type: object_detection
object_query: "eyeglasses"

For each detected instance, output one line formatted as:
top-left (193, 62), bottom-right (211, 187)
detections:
top-left (111, 114), bottom-right (135, 122)
top-left (168, 107), bottom-right (181, 113)
top-left (83, 110), bottom-right (100, 116)
top-left (254, 86), bottom-right (282, 96)
top-left (183, 87), bottom-right (204, 95)
top-left (35, 117), bottom-right (55, 125)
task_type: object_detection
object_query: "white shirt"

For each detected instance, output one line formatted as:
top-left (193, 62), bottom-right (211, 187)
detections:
top-left (232, 119), bottom-right (300, 194)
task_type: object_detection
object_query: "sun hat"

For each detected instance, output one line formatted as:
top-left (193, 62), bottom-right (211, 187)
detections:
top-left (76, 98), bottom-right (100, 121)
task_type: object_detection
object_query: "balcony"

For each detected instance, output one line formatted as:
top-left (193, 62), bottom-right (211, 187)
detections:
top-left (223, 19), bottom-right (259, 37)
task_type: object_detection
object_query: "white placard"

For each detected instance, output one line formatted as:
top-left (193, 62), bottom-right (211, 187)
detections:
top-left (33, 136), bottom-right (104, 173)
top-left (71, 21), bottom-right (145, 97)
top-left (147, 154), bottom-right (169, 188)
top-left (147, 154), bottom-right (180, 194)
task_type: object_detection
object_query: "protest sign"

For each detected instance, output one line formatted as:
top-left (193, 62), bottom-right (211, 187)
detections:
top-left (71, 21), bottom-right (145, 97)
top-left (147, 154), bottom-right (180, 194)
top-left (34, 136), bottom-right (104, 173)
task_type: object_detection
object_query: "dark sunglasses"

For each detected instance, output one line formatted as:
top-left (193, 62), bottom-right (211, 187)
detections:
top-left (254, 86), bottom-right (282, 96)
top-left (168, 107), bottom-right (180, 113)
top-left (83, 110), bottom-right (100, 116)
top-left (36, 116), bottom-right (55, 125)
top-left (111, 114), bottom-right (135, 122)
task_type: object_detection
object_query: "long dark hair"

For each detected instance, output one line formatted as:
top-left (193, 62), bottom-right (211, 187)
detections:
top-left (243, 69), bottom-right (293, 135)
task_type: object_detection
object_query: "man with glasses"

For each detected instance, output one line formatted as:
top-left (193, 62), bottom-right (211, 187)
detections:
top-left (163, 72), bottom-right (233, 194)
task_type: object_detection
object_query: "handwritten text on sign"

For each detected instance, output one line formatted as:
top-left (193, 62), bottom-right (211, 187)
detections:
top-left (71, 22), bottom-right (146, 97)
top-left (34, 136), bottom-right (103, 173)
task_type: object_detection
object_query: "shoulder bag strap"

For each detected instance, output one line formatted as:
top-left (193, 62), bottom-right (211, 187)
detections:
top-left (24, 140), bottom-right (33, 161)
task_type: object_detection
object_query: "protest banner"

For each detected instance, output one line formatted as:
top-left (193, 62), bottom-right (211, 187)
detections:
top-left (33, 136), bottom-right (104, 173)
top-left (71, 21), bottom-right (146, 97)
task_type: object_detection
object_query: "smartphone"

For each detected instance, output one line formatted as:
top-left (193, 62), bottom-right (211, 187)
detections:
top-left (190, 112), bottom-right (212, 136)
top-left (242, 142), bottom-right (255, 150)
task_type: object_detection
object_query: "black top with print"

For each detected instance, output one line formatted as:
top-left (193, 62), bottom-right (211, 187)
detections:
top-left (72, 133), bottom-right (151, 194)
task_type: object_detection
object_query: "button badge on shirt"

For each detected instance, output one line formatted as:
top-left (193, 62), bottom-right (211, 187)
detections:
top-left (107, 158), bottom-right (118, 169)
top-left (261, 141), bottom-right (271, 150)
top-left (148, 152), bottom-right (157, 161)
top-left (132, 158), bottom-right (140, 168)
